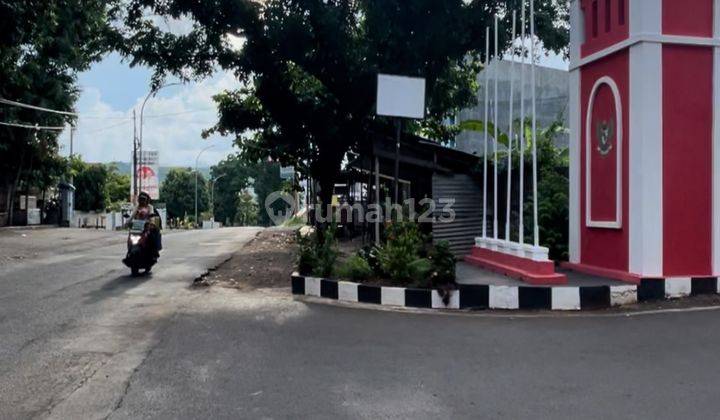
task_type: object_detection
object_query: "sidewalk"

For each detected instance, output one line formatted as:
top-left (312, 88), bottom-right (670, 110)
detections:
top-left (456, 261), bottom-right (629, 288)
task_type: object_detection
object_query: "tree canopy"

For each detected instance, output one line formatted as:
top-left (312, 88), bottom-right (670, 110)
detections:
top-left (72, 160), bottom-right (109, 212)
top-left (209, 155), bottom-right (288, 226)
top-left (160, 168), bottom-right (209, 221)
top-left (209, 154), bottom-right (254, 225)
top-left (0, 0), bottom-right (118, 222)
top-left (117, 0), bottom-right (569, 208)
top-left (69, 158), bottom-right (131, 212)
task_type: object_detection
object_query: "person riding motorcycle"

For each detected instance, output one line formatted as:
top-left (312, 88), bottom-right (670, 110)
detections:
top-left (123, 192), bottom-right (162, 275)
top-left (130, 191), bottom-right (163, 254)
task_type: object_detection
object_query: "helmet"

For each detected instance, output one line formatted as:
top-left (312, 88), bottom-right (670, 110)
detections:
top-left (138, 191), bottom-right (151, 201)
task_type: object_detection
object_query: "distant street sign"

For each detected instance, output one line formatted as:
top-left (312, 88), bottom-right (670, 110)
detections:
top-left (376, 74), bottom-right (426, 119)
top-left (280, 166), bottom-right (295, 180)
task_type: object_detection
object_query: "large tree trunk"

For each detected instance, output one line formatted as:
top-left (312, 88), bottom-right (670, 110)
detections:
top-left (311, 145), bottom-right (345, 239)
top-left (3, 179), bottom-right (11, 224)
top-left (7, 152), bottom-right (26, 226)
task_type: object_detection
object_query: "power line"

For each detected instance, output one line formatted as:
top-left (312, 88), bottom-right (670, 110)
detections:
top-left (0, 98), bottom-right (78, 117)
top-left (81, 120), bottom-right (132, 134)
top-left (142, 108), bottom-right (216, 118)
top-left (0, 97), bottom-right (130, 120)
top-left (1, 97), bottom-right (218, 122)
top-left (77, 114), bottom-right (131, 120)
top-left (0, 121), bottom-right (65, 131)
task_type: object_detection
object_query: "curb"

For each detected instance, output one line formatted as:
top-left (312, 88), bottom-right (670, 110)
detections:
top-left (291, 274), bottom-right (720, 311)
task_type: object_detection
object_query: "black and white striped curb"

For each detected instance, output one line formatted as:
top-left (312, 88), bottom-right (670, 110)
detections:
top-left (291, 274), bottom-right (720, 311)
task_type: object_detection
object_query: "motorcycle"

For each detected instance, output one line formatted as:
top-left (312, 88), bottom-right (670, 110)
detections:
top-left (122, 219), bottom-right (159, 276)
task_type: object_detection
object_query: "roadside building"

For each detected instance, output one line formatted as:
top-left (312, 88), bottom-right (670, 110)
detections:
top-left (454, 60), bottom-right (569, 156)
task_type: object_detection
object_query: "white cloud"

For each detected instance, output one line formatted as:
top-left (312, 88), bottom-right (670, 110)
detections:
top-left (59, 71), bottom-right (240, 168)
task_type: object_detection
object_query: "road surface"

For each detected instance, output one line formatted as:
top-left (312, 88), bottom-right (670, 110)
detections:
top-left (0, 227), bottom-right (261, 419)
top-left (2, 227), bottom-right (720, 419)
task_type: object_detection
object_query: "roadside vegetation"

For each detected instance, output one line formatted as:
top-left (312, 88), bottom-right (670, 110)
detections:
top-left (1, 0), bottom-right (570, 268)
top-left (461, 119), bottom-right (569, 260)
top-left (296, 220), bottom-right (457, 291)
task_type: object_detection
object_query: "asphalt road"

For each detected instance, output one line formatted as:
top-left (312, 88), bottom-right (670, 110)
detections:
top-left (0, 227), bottom-right (261, 419)
top-left (2, 227), bottom-right (720, 419)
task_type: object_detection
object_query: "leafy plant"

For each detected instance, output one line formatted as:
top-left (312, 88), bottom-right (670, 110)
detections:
top-left (377, 221), bottom-right (428, 283)
top-left (461, 118), bottom-right (569, 260)
top-left (358, 245), bottom-right (382, 274)
top-left (408, 258), bottom-right (433, 286)
top-left (337, 255), bottom-right (373, 281)
top-left (296, 232), bottom-right (317, 275)
top-left (313, 231), bottom-right (339, 278)
top-left (384, 220), bottom-right (427, 255)
top-left (295, 227), bottom-right (339, 278)
top-left (428, 241), bottom-right (456, 286)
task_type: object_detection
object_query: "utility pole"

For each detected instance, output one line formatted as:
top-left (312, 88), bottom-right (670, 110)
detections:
top-left (69, 125), bottom-right (75, 185)
top-left (132, 109), bottom-right (138, 203)
top-left (394, 119), bottom-right (401, 204)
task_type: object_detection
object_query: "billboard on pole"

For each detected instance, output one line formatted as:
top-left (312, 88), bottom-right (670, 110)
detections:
top-left (131, 150), bottom-right (160, 199)
top-left (376, 74), bottom-right (426, 119)
top-left (280, 166), bottom-right (295, 180)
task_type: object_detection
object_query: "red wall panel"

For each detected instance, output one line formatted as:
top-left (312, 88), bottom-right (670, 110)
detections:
top-left (580, 0), bottom-right (629, 57)
top-left (589, 84), bottom-right (620, 223)
top-left (663, 0), bottom-right (713, 37)
top-left (580, 50), bottom-right (629, 271)
top-left (662, 45), bottom-right (713, 276)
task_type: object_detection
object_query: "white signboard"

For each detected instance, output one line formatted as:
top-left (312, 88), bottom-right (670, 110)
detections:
top-left (131, 150), bottom-right (160, 199)
top-left (376, 74), bottom-right (426, 119)
top-left (280, 166), bottom-right (295, 180)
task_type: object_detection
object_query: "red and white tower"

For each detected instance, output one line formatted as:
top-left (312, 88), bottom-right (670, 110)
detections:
top-left (566, 0), bottom-right (720, 282)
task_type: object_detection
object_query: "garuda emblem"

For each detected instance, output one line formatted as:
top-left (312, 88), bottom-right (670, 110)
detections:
top-left (596, 119), bottom-right (614, 157)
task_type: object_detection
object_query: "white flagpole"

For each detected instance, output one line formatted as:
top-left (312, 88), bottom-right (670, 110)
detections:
top-left (505, 11), bottom-right (516, 242)
top-left (493, 15), bottom-right (499, 240)
top-left (482, 26), bottom-right (490, 239)
top-left (519, 1), bottom-right (526, 245)
top-left (531, 0), bottom-right (539, 247)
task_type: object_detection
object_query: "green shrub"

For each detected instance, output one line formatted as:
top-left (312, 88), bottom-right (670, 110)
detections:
top-left (428, 241), bottom-right (456, 286)
top-left (384, 220), bottom-right (426, 255)
top-left (377, 221), bottom-right (428, 283)
top-left (296, 232), bottom-right (316, 275)
top-left (295, 228), bottom-right (339, 277)
top-left (408, 258), bottom-right (433, 286)
top-left (358, 245), bottom-right (382, 274)
top-left (313, 230), bottom-right (338, 277)
top-left (337, 255), bottom-right (373, 281)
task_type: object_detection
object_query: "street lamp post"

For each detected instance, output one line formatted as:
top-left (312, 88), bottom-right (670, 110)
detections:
top-left (137, 82), bottom-right (181, 197)
top-left (195, 145), bottom-right (215, 227)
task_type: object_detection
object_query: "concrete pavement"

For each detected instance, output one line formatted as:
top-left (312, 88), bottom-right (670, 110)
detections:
top-left (2, 227), bottom-right (720, 419)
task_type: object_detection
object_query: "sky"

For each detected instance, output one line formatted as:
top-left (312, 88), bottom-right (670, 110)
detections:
top-left (57, 45), bottom-right (568, 169)
top-left (57, 52), bottom-right (239, 168)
